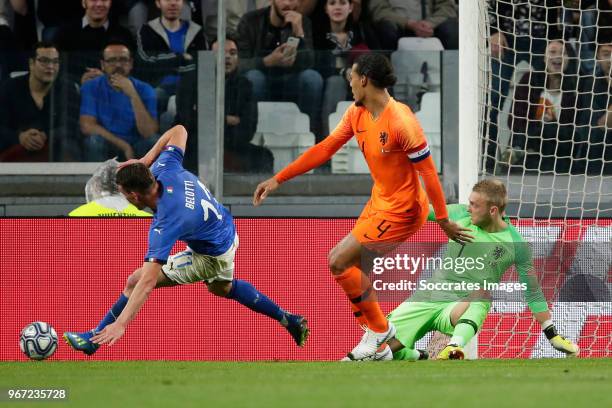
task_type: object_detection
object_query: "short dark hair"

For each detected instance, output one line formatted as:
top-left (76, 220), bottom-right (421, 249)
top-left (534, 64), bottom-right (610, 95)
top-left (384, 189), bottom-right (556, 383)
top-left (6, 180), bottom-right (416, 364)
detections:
top-left (102, 39), bottom-right (133, 58)
top-left (30, 41), bottom-right (58, 60)
top-left (354, 53), bottom-right (397, 89)
top-left (211, 32), bottom-right (240, 49)
top-left (116, 163), bottom-right (156, 194)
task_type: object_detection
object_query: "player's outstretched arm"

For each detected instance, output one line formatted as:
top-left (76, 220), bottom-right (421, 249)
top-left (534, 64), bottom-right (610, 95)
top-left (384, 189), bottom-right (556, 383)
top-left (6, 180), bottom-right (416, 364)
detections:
top-left (516, 245), bottom-right (579, 356)
top-left (253, 132), bottom-right (351, 206)
top-left (253, 177), bottom-right (279, 206)
top-left (139, 125), bottom-right (188, 167)
top-left (91, 262), bottom-right (161, 346)
top-left (533, 311), bottom-right (580, 356)
top-left (413, 155), bottom-right (473, 244)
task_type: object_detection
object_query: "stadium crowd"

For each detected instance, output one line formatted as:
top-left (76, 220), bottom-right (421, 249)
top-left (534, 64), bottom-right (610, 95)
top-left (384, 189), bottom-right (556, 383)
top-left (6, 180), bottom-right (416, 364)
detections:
top-left (0, 0), bottom-right (610, 176)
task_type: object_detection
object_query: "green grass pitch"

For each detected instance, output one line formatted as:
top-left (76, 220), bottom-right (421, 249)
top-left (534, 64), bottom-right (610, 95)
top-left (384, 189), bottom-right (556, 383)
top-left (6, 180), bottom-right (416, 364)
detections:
top-left (1, 359), bottom-right (610, 407)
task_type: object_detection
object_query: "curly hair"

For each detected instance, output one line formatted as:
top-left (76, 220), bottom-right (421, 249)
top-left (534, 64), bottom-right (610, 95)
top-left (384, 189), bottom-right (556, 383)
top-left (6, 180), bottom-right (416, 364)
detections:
top-left (354, 53), bottom-right (397, 89)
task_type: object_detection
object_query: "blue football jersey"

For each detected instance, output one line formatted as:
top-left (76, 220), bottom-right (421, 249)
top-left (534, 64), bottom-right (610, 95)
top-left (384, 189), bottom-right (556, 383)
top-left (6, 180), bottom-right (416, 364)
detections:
top-left (144, 145), bottom-right (235, 263)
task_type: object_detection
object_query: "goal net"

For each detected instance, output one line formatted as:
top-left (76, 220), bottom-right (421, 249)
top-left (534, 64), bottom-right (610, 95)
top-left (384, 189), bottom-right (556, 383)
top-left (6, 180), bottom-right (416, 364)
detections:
top-left (473, 0), bottom-right (612, 358)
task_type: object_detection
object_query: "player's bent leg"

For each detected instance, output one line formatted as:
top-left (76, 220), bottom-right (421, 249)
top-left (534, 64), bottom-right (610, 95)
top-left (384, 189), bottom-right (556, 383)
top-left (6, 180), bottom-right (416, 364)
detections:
top-left (329, 236), bottom-right (369, 327)
top-left (216, 278), bottom-right (310, 347)
top-left (388, 338), bottom-right (428, 361)
top-left (449, 301), bottom-right (470, 327)
top-left (386, 302), bottom-right (438, 361)
top-left (164, 237), bottom-right (309, 347)
top-left (328, 233), bottom-right (362, 275)
top-left (436, 301), bottom-right (490, 360)
top-left (206, 280), bottom-right (232, 297)
top-left (330, 234), bottom-right (388, 331)
top-left (330, 234), bottom-right (396, 359)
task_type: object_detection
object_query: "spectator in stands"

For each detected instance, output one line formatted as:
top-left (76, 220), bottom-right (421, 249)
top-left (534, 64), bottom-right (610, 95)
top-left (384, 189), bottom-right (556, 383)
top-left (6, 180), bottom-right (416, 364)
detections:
top-left (578, 0), bottom-right (612, 76)
top-left (0, 42), bottom-right (79, 162)
top-left (0, 0), bottom-right (17, 79)
top-left (80, 41), bottom-right (158, 161)
top-left (10, 0), bottom-right (37, 50)
top-left (504, 40), bottom-right (581, 174)
top-left (485, 0), bottom-right (563, 173)
top-left (0, 0), bottom-right (14, 48)
top-left (368, 0), bottom-right (458, 50)
top-left (576, 32), bottom-right (612, 175)
top-left (198, 0), bottom-right (268, 40)
top-left (37, 0), bottom-right (83, 41)
top-left (237, 0), bottom-right (323, 139)
top-left (136, 0), bottom-right (207, 112)
top-left (54, 0), bottom-right (134, 85)
top-left (301, 0), bottom-right (366, 27)
top-left (314, 0), bottom-right (379, 136)
top-left (212, 36), bottom-right (273, 173)
top-left (110, 0), bottom-right (152, 35)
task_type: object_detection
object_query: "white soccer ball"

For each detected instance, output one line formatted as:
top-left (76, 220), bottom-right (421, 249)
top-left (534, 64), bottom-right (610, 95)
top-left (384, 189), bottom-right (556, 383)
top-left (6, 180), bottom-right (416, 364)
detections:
top-left (19, 322), bottom-right (58, 360)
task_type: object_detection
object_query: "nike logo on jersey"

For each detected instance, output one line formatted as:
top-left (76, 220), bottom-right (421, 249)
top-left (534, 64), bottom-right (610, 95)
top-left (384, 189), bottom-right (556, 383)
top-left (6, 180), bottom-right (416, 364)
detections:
top-left (157, 162), bottom-right (166, 167)
top-left (153, 228), bottom-right (162, 234)
top-left (356, 129), bottom-right (367, 133)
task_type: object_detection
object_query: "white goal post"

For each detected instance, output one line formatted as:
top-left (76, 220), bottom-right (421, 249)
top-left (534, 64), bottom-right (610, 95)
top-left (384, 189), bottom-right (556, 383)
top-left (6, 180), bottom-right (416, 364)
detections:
top-left (457, 0), bottom-right (612, 360)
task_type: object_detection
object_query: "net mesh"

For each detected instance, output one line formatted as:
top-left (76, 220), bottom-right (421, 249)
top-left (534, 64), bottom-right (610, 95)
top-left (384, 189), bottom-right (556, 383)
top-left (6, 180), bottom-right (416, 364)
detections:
top-left (476, 0), bottom-right (612, 358)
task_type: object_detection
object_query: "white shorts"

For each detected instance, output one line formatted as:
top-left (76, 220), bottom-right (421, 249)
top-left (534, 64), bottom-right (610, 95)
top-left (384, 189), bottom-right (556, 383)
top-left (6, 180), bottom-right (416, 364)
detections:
top-left (162, 234), bottom-right (239, 285)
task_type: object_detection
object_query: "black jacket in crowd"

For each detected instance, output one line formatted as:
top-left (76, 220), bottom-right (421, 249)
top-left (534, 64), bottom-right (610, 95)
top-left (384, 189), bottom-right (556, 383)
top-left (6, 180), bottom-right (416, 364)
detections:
top-left (136, 17), bottom-right (208, 85)
top-left (0, 74), bottom-right (79, 161)
top-left (236, 6), bottom-right (315, 75)
top-left (53, 19), bottom-right (135, 82)
top-left (224, 71), bottom-right (257, 150)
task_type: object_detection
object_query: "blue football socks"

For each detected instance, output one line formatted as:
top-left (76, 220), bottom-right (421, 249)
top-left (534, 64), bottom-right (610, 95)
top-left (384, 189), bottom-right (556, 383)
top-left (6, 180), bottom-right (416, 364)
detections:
top-left (227, 279), bottom-right (287, 324)
top-left (95, 293), bottom-right (129, 332)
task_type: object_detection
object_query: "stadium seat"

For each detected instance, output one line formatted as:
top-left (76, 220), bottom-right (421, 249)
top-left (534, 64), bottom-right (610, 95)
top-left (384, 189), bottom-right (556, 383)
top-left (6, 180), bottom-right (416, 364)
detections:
top-left (397, 37), bottom-right (445, 52)
top-left (256, 102), bottom-right (307, 134)
top-left (415, 92), bottom-right (442, 170)
top-left (328, 103), bottom-right (368, 174)
top-left (391, 49), bottom-right (442, 109)
top-left (158, 95), bottom-right (177, 133)
top-left (335, 100), bottom-right (353, 115)
top-left (496, 60), bottom-right (532, 153)
top-left (166, 95), bottom-right (177, 118)
top-left (255, 102), bottom-right (315, 173)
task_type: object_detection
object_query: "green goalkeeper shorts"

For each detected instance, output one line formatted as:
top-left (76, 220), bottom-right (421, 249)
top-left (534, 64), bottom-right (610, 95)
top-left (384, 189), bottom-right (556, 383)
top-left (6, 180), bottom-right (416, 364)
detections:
top-left (387, 300), bottom-right (490, 349)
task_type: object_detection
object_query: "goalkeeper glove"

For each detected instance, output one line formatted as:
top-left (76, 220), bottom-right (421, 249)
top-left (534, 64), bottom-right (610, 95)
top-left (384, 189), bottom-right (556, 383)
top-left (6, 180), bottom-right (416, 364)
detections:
top-left (543, 323), bottom-right (579, 356)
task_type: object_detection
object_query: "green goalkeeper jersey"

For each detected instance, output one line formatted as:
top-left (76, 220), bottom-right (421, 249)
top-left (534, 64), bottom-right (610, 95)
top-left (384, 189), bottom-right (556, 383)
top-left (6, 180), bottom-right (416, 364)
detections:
top-left (411, 204), bottom-right (548, 314)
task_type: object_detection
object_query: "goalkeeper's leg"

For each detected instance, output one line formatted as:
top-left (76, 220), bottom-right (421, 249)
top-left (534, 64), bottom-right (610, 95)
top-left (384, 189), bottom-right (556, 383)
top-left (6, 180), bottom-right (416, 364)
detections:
top-left (386, 301), bottom-right (445, 361)
top-left (388, 338), bottom-right (428, 361)
top-left (436, 301), bottom-right (490, 360)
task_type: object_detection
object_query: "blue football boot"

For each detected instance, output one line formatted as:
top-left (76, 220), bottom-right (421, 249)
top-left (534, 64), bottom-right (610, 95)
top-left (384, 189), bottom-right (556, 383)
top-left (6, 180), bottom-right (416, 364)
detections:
top-left (63, 330), bottom-right (99, 356)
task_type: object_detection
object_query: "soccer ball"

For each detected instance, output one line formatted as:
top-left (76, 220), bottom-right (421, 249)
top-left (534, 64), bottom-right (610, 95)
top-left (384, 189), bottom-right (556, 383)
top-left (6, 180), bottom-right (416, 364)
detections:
top-left (19, 322), bottom-right (58, 360)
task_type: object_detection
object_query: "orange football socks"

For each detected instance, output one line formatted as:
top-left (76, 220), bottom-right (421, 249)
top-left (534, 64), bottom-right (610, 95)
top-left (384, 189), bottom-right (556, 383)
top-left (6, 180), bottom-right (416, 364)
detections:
top-left (334, 266), bottom-right (388, 333)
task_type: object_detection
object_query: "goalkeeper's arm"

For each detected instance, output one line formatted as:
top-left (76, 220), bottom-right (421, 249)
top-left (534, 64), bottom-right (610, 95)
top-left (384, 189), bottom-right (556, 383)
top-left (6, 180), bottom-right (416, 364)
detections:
top-left (533, 311), bottom-right (580, 356)
top-left (515, 241), bottom-right (579, 356)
